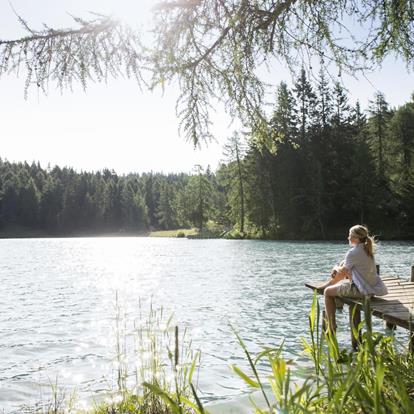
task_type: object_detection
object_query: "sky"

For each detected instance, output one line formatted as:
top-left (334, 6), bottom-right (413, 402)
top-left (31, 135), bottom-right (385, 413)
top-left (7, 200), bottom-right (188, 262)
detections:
top-left (0, 0), bottom-right (413, 175)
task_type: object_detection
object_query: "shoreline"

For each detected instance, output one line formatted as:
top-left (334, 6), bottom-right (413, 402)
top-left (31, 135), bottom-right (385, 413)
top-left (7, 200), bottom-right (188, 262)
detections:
top-left (1, 225), bottom-right (414, 241)
top-left (1, 232), bottom-right (414, 242)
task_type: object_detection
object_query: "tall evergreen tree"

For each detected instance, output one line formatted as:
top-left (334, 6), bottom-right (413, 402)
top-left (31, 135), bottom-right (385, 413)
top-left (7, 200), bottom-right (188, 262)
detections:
top-left (368, 92), bottom-right (393, 180)
top-left (178, 166), bottom-right (213, 232)
top-left (389, 97), bottom-right (414, 180)
top-left (314, 70), bottom-right (332, 130)
top-left (222, 133), bottom-right (247, 234)
top-left (293, 68), bottom-right (316, 142)
top-left (156, 181), bottom-right (177, 230)
top-left (267, 82), bottom-right (301, 236)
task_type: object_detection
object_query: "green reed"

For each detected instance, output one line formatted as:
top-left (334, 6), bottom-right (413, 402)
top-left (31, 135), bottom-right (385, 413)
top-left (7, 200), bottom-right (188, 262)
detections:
top-left (91, 298), bottom-right (204, 414)
top-left (230, 292), bottom-right (414, 413)
top-left (27, 292), bottom-right (414, 413)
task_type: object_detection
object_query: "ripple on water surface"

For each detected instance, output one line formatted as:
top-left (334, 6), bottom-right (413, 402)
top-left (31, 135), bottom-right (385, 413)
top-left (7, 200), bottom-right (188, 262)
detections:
top-left (0, 238), bottom-right (414, 412)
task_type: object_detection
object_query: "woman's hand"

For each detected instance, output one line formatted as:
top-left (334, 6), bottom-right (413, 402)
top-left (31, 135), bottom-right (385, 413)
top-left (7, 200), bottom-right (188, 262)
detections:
top-left (330, 265), bottom-right (351, 283)
top-left (331, 265), bottom-right (340, 278)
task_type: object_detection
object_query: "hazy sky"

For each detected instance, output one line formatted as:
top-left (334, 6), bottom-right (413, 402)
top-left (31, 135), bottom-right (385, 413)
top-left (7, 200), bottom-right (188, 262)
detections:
top-left (0, 0), bottom-right (412, 174)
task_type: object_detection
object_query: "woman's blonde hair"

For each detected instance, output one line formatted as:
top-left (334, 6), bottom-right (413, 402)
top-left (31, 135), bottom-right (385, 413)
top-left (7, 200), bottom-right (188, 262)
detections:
top-left (350, 224), bottom-right (376, 258)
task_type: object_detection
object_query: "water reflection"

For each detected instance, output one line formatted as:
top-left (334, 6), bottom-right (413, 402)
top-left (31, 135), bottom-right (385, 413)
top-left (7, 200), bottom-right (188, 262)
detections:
top-left (0, 238), bottom-right (413, 412)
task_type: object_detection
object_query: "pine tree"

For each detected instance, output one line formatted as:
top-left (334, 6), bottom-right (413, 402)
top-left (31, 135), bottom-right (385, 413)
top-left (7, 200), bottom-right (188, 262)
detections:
top-left (157, 181), bottom-right (177, 230)
top-left (368, 92), bottom-right (393, 180)
top-left (331, 82), bottom-right (351, 127)
top-left (179, 166), bottom-right (213, 232)
top-left (293, 68), bottom-right (316, 142)
top-left (222, 133), bottom-right (247, 234)
top-left (389, 98), bottom-right (414, 180)
top-left (314, 69), bottom-right (332, 130)
top-left (39, 175), bottom-right (63, 232)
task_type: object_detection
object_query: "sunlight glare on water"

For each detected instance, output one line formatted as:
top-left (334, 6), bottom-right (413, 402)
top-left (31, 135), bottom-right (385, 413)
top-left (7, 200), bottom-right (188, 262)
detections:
top-left (0, 237), bottom-right (413, 412)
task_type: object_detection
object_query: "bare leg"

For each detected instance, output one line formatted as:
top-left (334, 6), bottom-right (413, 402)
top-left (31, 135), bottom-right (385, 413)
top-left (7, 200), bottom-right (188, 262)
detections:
top-left (324, 284), bottom-right (341, 332)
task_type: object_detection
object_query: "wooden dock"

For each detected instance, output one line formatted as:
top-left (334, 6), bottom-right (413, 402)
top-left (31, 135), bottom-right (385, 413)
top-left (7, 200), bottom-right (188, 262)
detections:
top-left (305, 268), bottom-right (414, 349)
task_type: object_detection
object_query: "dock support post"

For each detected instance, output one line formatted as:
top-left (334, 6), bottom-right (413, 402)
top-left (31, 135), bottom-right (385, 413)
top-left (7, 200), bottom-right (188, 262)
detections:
top-left (378, 264), bottom-right (396, 330)
top-left (411, 265), bottom-right (414, 282)
top-left (349, 304), bottom-right (361, 350)
top-left (410, 331), bottom-right (414, 353)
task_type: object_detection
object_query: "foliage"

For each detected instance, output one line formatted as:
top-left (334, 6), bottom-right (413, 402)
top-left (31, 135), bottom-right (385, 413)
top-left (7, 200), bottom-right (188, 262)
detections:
top-left (90, 304), bottom-right (205, 414)
top-left (229, 293), bottom-right (414, 413)
top-left (148, 228), bottom-right (198, 238)
top-left (1, 1), bottom-right (414, 144)
top-left (1, 77), bottom-right (414, 239)
top-left (33, 297), bottom-right (414, 413)
top-left (174, 166), bottom-right (214, 232)
top-left (221, 132), bottom-right (248, 234)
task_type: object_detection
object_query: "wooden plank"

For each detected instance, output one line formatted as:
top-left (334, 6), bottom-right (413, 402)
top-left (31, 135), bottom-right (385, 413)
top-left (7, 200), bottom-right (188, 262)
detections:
top-left (371, 302), bottom-right (414, 309)
top-left (373, 298), bottom-right (413, 304)
top-left (304, 278), bottom-right (409, 289)
top-left (382, 290), bottom-right (414, 295)
top-left (371, 309), bottom-right (414, 327)
top-left (381, 286), bottom-right (414, 291)
top-left (372, 300), bottom-right (414, 306)
top-left (380, 294), bottom-right (414, 301)
top-left (305, 278), bottom-right (414, 331)
top-left (383, 286), bottom-right (414, 291)
top-left (385, 281), bottom-right (414, 287)
top-left (376, 316), bottom-right (412, 330)
top-left (376, 314), bottom-right (414, 326)
top-left (378, 311), bottom-right (414, 318)
top-left (383, 287), bottom-right (414, 292)
top-left (305, 279), bottom-right (413, 289)
top-left (381, 289), bottom-right (414, 294)
top-left (371, 307), bottom-right (413, 315)
top-left (305, 283), bottom-right (414, 297)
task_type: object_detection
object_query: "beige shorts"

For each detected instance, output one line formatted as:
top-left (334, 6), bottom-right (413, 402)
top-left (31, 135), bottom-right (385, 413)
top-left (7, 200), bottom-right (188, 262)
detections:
top-left (336, 280), bottom-right (364, 299)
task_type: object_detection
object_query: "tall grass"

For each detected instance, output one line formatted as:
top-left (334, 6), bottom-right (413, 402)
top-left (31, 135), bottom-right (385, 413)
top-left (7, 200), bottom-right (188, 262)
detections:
top-left (25, 294), bottom-right (414, 413)
top-left (91, 299), bottom-right (204, 414)
top-left (230, 293), bottom-right (414, 413)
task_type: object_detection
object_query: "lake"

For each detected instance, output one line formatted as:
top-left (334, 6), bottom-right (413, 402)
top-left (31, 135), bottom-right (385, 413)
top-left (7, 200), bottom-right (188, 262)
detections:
top-left (1, 237), bottom-right (413, 413)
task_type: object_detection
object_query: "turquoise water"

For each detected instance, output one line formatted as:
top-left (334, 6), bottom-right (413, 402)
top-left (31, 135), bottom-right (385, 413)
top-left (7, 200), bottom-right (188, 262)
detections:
top-left (1, 238), bottom-right (413, 412)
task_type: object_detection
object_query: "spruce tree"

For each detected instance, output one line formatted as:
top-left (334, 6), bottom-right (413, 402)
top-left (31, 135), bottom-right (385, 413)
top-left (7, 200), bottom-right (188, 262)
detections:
top-left (368, 92), bottom-right (393, 180)
top-left (222, 133), bottom-right (247, 234)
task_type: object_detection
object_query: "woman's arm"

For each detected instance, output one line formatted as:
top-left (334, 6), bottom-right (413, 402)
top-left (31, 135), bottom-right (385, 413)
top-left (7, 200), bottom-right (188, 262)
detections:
top-left (331, 265), bottom-right (352, 281)
top-left (320, 265), bottom-right (350, 290)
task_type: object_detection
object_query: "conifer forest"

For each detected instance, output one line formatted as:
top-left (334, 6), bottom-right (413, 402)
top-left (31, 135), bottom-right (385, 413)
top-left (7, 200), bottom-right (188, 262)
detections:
top-left (1, 72), bottom-right (414, 239)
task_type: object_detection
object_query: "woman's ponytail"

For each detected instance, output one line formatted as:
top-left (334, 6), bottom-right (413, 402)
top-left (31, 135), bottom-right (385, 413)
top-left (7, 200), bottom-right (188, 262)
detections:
top-left (364, 235), bottom-right (375, 258)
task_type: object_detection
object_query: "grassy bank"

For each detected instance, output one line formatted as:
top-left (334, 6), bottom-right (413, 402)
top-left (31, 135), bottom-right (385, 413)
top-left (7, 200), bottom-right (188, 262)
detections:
top-left (148, 228), bottom-right (199, 238)
top-left (148, 222), bottom-right (227, 239)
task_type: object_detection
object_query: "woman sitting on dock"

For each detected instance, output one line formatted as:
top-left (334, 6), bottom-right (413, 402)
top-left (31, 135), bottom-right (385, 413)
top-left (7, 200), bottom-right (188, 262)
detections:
top-left (321, 225), bottom-right (388, 332)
